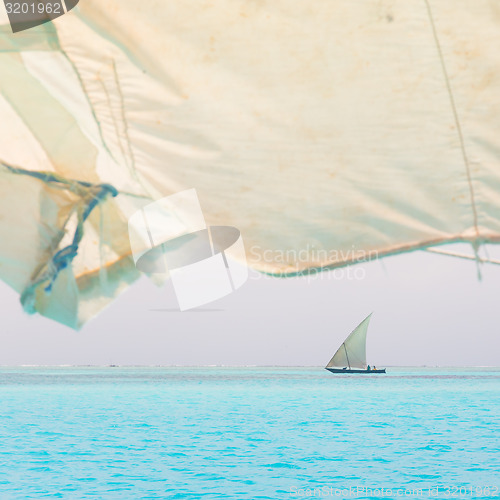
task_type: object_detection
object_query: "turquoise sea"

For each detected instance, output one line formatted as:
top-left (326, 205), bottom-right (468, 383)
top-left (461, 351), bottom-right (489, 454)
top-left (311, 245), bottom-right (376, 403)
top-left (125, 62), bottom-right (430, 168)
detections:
top-left (0, 367), bottom-right (498, 499)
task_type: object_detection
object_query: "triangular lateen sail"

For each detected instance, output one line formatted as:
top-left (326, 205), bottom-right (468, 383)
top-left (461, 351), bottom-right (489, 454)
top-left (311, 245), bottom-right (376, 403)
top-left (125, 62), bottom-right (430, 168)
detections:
top-left (326, 314), bottom-right (372, 370)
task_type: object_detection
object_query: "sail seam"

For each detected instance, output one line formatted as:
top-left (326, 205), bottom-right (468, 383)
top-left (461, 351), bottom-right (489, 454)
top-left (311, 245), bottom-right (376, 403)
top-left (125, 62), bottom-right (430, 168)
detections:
top-left (424, 0), bottom-right (480, 238)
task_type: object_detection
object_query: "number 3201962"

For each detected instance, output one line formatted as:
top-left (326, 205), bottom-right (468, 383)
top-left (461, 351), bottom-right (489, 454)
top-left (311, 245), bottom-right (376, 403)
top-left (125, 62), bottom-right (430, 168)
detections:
top-left (5, 2), bottom-right (62, 14)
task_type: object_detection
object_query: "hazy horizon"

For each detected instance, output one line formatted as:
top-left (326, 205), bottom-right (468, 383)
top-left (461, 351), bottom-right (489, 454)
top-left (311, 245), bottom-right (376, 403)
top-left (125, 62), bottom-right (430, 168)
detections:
top-left (1, 365), bottom-right (497, 368)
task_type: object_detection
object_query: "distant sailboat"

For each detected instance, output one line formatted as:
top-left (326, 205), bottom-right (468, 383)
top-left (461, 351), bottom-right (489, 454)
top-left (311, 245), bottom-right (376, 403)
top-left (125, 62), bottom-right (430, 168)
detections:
top-left (325, 314), bottom-right (386, 374)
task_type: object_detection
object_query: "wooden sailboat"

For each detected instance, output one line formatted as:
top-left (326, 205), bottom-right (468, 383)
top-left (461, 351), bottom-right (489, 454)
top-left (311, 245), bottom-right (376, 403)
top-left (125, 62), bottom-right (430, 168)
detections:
top-left (325, 313), bottom-right (386, 374)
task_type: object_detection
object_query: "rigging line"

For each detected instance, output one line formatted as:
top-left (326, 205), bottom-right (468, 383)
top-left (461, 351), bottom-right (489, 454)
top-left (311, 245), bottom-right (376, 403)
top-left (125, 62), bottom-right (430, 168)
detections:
top-left (425, 247), bottom-right (500, 265)
top-left (0, 161), bottom-right (151, 200)
top-left (424, 0), bottom-right (480, 237)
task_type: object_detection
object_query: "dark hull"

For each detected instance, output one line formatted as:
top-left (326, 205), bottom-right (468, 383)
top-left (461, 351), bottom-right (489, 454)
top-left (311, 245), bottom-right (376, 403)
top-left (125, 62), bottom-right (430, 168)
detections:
top-left (326, 368), bottom-right (386, 374)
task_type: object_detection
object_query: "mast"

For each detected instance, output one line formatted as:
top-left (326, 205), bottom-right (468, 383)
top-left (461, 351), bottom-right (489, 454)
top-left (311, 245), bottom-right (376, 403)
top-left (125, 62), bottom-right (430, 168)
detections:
top-left (343, 343), bottom-right (351, 369)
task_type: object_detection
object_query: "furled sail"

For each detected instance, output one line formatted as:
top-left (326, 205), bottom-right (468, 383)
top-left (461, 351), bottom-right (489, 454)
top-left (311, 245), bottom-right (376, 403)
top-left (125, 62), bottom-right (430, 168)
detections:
top-left (326, 314), bottom-right (371, 370)
top-left (1, 1), bottom-right (500, 328)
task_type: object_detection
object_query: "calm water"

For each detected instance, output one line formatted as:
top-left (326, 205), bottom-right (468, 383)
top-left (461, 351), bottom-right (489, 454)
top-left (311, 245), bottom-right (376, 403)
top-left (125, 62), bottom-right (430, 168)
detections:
top-left (0, 367), bottom-right (498, 499)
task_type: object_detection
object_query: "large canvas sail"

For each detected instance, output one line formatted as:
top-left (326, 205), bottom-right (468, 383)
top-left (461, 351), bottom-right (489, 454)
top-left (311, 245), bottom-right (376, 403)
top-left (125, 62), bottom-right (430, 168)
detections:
top-left (326, 314), bottom-right (372, 370)
top-left (1, 1), bottom-right (500, 327)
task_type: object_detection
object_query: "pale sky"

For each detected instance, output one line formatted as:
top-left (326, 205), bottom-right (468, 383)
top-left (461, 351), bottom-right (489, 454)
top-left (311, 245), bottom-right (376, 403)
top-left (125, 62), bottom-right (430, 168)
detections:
top-left (0, 243), bottom-right (498, 367)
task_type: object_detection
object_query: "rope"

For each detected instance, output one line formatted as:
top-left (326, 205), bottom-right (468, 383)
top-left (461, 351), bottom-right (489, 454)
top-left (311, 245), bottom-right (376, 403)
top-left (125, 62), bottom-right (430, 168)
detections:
top-left (424, 0), bottom-right (480, 238)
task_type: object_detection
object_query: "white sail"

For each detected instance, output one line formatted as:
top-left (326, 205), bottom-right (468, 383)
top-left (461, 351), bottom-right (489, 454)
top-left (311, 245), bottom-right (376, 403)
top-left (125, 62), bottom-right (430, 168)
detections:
top-left (3, 1), bottom-right (500, 328)
top-left (326, 314), bottom-right (372, 369)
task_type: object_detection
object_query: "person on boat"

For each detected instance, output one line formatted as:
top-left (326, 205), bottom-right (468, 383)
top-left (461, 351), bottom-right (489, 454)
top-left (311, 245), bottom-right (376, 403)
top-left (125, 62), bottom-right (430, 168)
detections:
top-left (373, 366), bottom-right (377, 370)
top-left (367, 365), bottom-right (371, 371)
